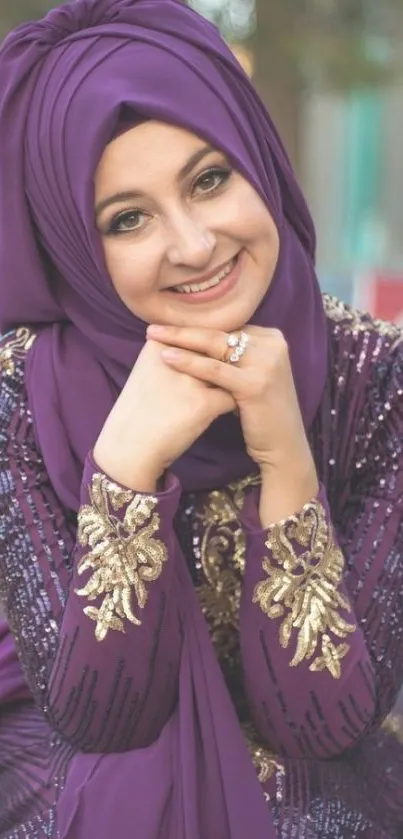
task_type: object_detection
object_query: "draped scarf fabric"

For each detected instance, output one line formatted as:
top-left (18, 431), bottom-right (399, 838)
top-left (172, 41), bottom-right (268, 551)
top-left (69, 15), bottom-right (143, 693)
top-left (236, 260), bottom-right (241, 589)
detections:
top-left (0, 0), bottom-right (327, 511)
top-left (0, 2), bottom-right (328, 837)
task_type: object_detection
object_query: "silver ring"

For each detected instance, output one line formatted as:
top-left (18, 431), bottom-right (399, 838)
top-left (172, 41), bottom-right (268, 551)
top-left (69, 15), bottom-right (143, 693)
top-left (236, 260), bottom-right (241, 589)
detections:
top-left (226, 331), bottom-right (249, 364)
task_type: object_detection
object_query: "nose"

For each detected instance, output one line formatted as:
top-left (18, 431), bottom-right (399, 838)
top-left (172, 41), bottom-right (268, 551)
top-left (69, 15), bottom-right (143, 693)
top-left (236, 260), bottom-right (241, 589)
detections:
top-left (166, 212), bottom-right (216, 269)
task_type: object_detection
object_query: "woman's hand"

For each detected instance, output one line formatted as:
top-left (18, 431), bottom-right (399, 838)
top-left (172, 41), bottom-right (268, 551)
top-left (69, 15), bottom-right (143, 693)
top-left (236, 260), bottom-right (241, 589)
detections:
top-left (93, 338), bottom-right (235, 492)
top-left (148, 324), bottom-right (318, 523)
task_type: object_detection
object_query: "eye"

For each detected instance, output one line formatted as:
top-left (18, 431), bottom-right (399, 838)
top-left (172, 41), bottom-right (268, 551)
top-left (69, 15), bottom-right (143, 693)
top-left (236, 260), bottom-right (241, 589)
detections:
top-left (193, 166), bottom-right (232, 197)
top-left (107, 209), bottom-right (148, 235)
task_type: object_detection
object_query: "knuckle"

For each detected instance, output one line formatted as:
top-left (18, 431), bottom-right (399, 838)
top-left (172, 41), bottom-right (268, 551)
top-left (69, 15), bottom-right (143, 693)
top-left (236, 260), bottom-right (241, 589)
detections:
top-left (166, 326), bottom-right (180, 341)
top-left (272, 330), bottom-right (289, 354)
top-left (210, 358), bottom-right (222, 378)
top-left (215, 333), bottom-right (228, 359)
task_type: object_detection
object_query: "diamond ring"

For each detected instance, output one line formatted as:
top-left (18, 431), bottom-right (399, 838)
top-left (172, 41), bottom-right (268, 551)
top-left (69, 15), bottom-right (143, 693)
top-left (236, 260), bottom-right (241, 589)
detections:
top-left (225, 331), bottom-right (249, 364)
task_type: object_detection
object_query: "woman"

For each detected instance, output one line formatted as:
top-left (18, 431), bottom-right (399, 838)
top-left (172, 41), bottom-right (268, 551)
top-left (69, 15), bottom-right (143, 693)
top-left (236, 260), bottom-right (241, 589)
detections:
top-left (0, 0), bottom-right (402, 837)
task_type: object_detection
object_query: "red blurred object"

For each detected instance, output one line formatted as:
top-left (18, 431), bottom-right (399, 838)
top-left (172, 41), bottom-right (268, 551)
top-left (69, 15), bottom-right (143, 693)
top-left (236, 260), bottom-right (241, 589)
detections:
top-left (354, 274), bottom-right (403, 326)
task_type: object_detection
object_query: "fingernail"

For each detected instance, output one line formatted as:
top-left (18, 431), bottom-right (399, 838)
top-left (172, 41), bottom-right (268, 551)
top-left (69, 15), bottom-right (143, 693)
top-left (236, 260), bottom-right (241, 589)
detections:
top-left (147, 324), bottom-right (164, 337)
top-left (161, 348), bottom-right (181, 362)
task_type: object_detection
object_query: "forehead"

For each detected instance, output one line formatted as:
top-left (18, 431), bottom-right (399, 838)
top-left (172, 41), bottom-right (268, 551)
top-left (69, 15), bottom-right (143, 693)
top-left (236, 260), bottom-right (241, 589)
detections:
top-left (95, 120), bottom-right (219, 193)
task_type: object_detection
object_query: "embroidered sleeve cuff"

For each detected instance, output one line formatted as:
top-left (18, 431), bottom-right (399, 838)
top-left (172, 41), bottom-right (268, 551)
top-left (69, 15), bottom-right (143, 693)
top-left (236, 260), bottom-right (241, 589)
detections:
top-left (244, 486), bottom-right (357, 680)
top-left (241, 482), bottom-right (328, 534)
top-left (74, 454), bottom-right (181, 642)
top-left (83, 451), bottom-right (181, 520)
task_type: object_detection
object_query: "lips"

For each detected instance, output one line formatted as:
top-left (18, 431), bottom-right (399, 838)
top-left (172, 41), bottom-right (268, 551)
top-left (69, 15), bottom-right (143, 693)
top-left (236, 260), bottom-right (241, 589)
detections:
top-left (169, 256), bottom-right (238, 294)
top-left (164, 250), bottom-right (243, 305)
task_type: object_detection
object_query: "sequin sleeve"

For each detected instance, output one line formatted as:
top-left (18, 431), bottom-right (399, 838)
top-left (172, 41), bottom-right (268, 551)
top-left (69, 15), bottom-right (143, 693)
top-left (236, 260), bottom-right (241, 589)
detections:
top-left (47, 455), bottom-right (183, 751)
top-left (336, 338), bottom-right (403, 723)
top-left (239, 329), bottom-right (403, 762)
top-left (239, 484), bottom-right (374, 759)
top-left (0, 331), bottom-right (183, 752)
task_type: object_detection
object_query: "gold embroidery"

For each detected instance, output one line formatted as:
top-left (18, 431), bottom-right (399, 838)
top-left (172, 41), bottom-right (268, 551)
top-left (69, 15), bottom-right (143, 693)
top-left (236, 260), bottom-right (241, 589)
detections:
top-left (0, 328), bottom-right (36, 375)
top-left (382, 713), bottom-right (403, 745)
top-left (196, 475), bottom-right (284, 786)
top-left (196, 474), bottom-right (260, 673)
top-left (197, 485), bottom-right (245, 684)
top-left (242, 722), bottom-right (285, 784)
top-left (253, 500), bottom-right (356, 679)
top-left (323, 294), bottom-right (403, 344)
top-left (76, 473), bottom-right (167, 641)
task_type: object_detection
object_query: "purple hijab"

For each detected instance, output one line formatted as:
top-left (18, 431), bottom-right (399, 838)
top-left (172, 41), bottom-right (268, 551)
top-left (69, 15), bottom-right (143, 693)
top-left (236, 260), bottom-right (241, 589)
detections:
top-left (0, 0), bottom-right (327, 513)
top-left (0, 2), bottom-right (327, 837)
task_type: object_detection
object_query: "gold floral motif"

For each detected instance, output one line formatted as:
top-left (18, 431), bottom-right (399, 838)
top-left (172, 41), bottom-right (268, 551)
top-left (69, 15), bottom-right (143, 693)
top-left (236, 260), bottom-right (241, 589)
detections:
top-left (382, 712), bottom-right (403, 745)
top-left (196, 483), bottom-right (246, 676)
top-left (196, 475), bottom-right (261, 719)
top-left (253, 500), bottom-right (356, 679)
top-left (196, 476), bottom-right (284, 786)
top-left (242, 722), bottom-right (285, 784)
top-left (0, 328), bottom-right (36, 375)
top-left (197, 475), bottom-right (261, 657)
top-left (323, 294), bottom-right (403, 344)
top-left (76, 473), bottom-right (167, 641)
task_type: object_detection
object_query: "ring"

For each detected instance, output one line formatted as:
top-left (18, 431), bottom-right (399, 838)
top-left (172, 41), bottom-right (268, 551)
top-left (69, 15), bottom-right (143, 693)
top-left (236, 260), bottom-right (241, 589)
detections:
top-left (225, 331), bottom-right (249, 364)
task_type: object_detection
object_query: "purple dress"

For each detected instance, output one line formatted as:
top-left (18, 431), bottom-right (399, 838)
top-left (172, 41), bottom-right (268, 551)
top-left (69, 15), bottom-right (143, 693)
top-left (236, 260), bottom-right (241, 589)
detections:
top-left (0, 295), bottom-right (402, 838)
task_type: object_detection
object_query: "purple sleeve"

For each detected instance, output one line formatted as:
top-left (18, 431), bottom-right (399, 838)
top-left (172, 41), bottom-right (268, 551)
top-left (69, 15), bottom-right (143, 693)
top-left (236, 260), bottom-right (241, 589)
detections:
top-left (239, 485), bottom-right (375, 759)
top-left (239, 342), bottom-right (403, 761)
top-left (46, 455), bottom-right (183, 752)
top-left (0, 348), bottom-right (183, 754)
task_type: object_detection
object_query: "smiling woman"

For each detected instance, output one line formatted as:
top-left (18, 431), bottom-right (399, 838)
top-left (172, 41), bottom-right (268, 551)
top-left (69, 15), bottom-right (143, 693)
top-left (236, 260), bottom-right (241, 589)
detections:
top-left (94, 122), bottom-right (279, 330)
top-left (0, 1), bottom-right (402, 839)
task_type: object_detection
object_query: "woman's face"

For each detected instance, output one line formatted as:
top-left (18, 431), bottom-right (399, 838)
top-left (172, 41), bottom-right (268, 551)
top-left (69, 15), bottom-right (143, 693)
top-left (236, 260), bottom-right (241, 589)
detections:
top-left (95, 121), bottom-right (280, 332)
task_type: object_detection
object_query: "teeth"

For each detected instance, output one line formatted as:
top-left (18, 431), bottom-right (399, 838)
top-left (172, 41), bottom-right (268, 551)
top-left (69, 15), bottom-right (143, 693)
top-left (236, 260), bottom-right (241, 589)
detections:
top-left (173, 258), bottom-right (235, 294)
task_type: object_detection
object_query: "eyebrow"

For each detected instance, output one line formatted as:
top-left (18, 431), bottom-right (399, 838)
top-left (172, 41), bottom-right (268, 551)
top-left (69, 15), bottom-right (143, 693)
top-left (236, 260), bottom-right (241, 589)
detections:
top-left (95, 143), bottom-right (216, 219)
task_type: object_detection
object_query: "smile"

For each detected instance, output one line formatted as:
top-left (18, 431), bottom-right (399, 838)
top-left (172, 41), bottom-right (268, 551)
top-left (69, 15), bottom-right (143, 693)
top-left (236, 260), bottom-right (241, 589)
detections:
top-left (172, 257), bottom-right (237, 294)
top-left (166, 252), bottom-right (243, 305)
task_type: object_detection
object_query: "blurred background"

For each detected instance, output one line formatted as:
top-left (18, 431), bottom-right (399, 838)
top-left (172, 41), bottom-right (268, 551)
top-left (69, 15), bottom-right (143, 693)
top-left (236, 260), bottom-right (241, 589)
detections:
top-left (2, 0), bottom-right (403, 320)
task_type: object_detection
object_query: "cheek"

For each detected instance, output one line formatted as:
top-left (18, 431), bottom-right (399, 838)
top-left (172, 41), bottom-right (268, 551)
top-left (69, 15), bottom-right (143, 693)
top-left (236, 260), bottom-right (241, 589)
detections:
top-left (242, 206), bottom-right (280, 267)
top-left (232, 185), bottom-right (279, 245)
top-left (239, 195), bottom-right (280, 279)
top-left (103, 240), bottom-right (159, 300)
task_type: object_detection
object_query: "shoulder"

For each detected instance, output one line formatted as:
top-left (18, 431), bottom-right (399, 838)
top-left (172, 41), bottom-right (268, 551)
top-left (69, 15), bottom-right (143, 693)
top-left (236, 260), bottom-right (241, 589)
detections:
top-left (0, 327), bottom-right (37, 429)
top-left (323, 294), bottom-right (402, 401)
top-left (319, 295), bottom-right (402, 486)
top-left (323, 293), bottom-right (403, 350)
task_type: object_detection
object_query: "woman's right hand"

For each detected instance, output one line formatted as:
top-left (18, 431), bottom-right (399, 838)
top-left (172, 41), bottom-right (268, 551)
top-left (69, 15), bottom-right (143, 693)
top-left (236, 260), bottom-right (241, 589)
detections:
top-left (93, 338), bottom-right (236, 491)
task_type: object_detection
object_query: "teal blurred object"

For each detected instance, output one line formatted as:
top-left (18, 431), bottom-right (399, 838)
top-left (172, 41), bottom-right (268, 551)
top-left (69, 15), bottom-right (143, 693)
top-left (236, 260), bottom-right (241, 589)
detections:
top-left (341, 90), bottom-right (384, 267)
top-left (319, 273), bottom-right (354, 305)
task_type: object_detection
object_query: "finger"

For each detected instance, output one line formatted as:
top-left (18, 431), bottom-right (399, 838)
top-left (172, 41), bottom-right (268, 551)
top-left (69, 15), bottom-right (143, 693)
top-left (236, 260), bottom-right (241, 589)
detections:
top-left (209, 387), bottom-right (237, 416)
top-left (148, 324), bottom-right (236, 361)
top-left (161, 347), bottom-right (243, 390)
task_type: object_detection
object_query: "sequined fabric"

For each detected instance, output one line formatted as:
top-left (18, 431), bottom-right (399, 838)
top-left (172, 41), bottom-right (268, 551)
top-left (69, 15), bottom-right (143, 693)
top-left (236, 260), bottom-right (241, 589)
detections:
top-left (253, 499), bottom-right (356, 677)
top-left (76, 473), bottom-right (168, 640)
top-left (0, 297), bottom-right (402, 838)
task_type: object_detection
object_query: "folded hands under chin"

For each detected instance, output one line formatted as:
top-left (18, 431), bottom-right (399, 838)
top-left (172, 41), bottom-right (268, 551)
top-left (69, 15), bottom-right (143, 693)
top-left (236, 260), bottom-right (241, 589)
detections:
top-left (147, 323), bottom-right (319, 523)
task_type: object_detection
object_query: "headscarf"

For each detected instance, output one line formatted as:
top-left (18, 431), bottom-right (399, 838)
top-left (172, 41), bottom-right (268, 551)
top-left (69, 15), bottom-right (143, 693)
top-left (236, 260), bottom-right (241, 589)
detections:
top-left (0, 0), bottom-right (327, 513)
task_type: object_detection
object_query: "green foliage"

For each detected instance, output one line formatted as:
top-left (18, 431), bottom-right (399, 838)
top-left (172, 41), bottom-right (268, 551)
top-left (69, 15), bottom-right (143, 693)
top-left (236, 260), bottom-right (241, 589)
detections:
top-left (192, 0), bottom-right (403, 91)
top-left (0, 1), bottom-right (56, 37)
top-left (189, 0), bottom-right (255, 40)
top-left (276, 0), bottom-right (403, 90)
top-left (4, 0), bottom-right (403, 91)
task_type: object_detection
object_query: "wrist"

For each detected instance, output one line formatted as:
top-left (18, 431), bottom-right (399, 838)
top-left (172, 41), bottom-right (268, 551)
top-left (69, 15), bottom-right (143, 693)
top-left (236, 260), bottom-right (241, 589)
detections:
top-left (259, 456), bottom-right (318, 486)
top-left (257, 436), bottom-right (314, 471)
top-left (258, 453), bottom-right (319, 527)
top-left (92, 443), bottom-right (164, 493)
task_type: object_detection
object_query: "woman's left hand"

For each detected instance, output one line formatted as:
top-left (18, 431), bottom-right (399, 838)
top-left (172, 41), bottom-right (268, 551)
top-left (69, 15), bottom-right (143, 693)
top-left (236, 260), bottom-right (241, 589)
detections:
top-left (146, 324), bottom-right (314, 476)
